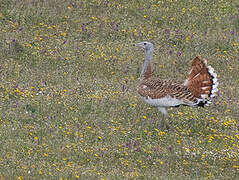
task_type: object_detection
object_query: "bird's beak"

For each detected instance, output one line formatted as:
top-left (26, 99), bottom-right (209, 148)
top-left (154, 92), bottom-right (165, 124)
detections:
top-left (135, 43), bottom-right (141, 48)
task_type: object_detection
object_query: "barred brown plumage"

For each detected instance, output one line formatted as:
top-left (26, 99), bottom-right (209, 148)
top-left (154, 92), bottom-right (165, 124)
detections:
top-left (135, 41), bottom-right (218, 128)
top-left (137, 77), bottom-right (197, 105)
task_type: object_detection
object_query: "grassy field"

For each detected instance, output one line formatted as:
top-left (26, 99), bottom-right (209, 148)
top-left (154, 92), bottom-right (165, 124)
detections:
top-left (0, 0), bottom-right (239, 179)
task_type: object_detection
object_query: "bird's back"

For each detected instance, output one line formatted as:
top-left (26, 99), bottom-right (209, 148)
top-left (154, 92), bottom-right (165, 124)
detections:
top-left (137, 77), bottom-right (197, 107)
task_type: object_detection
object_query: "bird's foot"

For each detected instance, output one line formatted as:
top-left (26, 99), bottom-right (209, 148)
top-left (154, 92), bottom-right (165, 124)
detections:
top-left (159, 117), bottom-right (173, 131)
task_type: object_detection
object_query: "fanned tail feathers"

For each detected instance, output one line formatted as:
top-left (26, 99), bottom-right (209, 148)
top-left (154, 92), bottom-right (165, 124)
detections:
top-left (184, 56), bottom-right (218, 106)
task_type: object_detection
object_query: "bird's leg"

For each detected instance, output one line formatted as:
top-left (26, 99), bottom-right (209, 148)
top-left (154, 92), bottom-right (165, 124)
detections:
top-left (157, 107), bottom-right (168, 130)
top-left (160, 114), bottom-right (166, 129)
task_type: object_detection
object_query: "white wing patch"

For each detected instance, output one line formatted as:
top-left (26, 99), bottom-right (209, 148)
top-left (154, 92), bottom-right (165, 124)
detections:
top-left (142, 85), bottom-right (147, 89)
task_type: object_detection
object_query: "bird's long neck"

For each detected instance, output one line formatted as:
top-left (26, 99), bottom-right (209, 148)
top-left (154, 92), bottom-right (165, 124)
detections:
top-left (140, 47), bottom-right (153, 80)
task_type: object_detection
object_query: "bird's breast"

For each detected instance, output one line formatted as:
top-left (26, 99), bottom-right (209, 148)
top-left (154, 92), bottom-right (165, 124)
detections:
top-left (139, 95), bottom-right (184, 107)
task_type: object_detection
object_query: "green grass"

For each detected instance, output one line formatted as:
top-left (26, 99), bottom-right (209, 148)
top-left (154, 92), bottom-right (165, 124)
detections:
top-left (0, 0), bottom-right (239, 179)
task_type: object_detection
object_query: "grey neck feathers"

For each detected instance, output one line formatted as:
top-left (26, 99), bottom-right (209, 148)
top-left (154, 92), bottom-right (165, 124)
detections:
top-left (140, 46), bottom-right (153, 79)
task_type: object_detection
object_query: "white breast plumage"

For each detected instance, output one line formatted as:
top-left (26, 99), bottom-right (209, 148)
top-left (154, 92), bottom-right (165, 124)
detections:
top-left (140, 95), bottom-right (185, 107)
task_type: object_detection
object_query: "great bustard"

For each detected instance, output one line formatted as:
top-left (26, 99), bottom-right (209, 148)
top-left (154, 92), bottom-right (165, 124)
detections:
top-left (135, 41), bottom-right (218, 127)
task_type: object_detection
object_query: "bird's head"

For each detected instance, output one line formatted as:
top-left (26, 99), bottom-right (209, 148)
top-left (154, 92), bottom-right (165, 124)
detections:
top-left (135, 41), bottom-right (154, 51)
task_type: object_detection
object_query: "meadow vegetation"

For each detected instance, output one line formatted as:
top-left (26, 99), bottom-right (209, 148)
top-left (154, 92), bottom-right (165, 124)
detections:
top-left (0, 0), bottom-right (239, 179)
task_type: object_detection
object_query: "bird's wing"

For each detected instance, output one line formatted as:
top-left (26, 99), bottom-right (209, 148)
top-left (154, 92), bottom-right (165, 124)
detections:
top-left (137, 77), bottom-right (196, 103)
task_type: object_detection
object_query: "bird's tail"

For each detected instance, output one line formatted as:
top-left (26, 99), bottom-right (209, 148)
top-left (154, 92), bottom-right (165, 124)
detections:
top-left (184, 56), bottom-right (218, 106)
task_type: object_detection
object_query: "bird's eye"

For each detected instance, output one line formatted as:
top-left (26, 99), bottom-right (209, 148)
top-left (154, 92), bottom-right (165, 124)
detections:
top-left (144, 42), bottom-right (147, 45)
